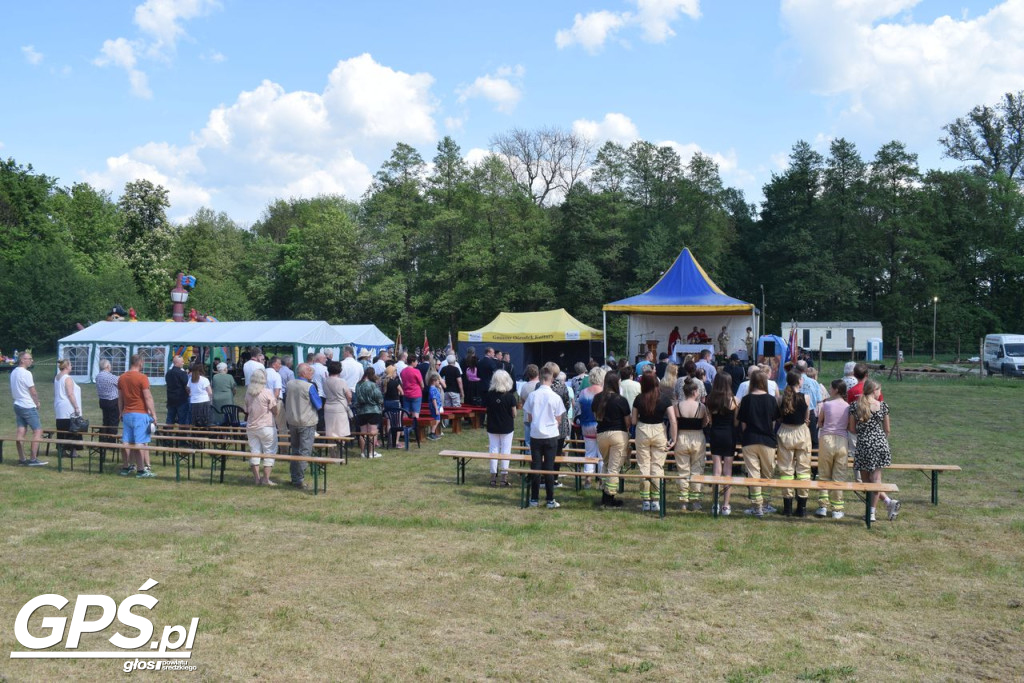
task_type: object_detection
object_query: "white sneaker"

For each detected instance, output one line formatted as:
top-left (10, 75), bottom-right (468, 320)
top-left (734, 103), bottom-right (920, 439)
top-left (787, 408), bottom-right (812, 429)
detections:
top-left (869, 509), bottom-right (877, 522)
top-left (815, 506), bottom-right (829, 518)
top-left (886, 498), bottom-right (901, 520)
top-left (546, 500), bottom-right (560, 509)
top-left (832, 510), bottom-right (845, 520)
top-left (528, 499), bottom-right (539, 508)
top-left (650, 501), bottom-right (660, 512)
top-left (641, 501), bottom-right (652, 512)
top-left (372, 452), bottom-right (383, 459)
top-left (721, 505), bottom-right (731, 516)
top-left (763, 504), bottom-right (777, 514)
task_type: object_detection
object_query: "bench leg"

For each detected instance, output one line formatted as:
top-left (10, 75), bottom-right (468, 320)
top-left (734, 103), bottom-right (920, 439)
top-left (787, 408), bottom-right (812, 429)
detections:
top-left (712, 484), bottom-right (720, 518)
top-left (311, 463), bottom-right (319, 495)
top-left (175, 454), bottom-right (181, 483)
top-left (932, 471), bottom-right (939, 505)
top-left (659, 477), bottom-right (666, 519)
top-left (519, 473), bottom-right (527, 509)
top-left (865, 494), bottom-right (872, 529)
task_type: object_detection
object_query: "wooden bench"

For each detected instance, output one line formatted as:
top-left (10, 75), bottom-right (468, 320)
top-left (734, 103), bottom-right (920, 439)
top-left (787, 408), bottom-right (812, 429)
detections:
top-left (4, 437), bottom-right (341, 495)
top-left (505, 469), bottom-right (898, 529)
top-left (439, 449), bottom-right (600, 488)
top-left (155, 425), bottom-right (352, 463)
top-left (200, 447), bottom-right (342, 494)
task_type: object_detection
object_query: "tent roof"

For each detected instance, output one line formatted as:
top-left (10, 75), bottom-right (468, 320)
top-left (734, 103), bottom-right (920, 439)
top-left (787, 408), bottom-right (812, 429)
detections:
top-left (458, 309), bottom-right (603, 343)
top-left (603, 248), bottom-right (754, 313)
top-left (331, 325), bottom-right (393, 348)
top-left (58, 320), bottom-right (349, 347)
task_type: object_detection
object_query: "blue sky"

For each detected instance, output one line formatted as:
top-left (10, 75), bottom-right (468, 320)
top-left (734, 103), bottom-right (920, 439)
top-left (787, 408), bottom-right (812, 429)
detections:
top-left (3, 0), bottom-right (1024, 223)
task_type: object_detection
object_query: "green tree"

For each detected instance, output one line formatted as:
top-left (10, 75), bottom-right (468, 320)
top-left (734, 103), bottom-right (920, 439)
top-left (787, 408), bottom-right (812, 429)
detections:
top-left (117, 179), bottom-right (173, 316)
top-left (940, 91), bottom-right (1024, 181)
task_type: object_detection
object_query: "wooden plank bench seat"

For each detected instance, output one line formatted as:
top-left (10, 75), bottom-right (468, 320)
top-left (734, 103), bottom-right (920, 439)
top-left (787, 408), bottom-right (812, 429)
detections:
top-left (2, 437), bottom-right (341, 494)
top-left (505, 468), bottom-right (898, 528)
top-left (439, 449), bottom-right (600, 487)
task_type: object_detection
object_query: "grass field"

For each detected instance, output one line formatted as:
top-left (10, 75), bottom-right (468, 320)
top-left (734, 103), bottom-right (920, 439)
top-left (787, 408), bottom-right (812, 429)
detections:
top-left (1, 357), bottom-right (1022, 681)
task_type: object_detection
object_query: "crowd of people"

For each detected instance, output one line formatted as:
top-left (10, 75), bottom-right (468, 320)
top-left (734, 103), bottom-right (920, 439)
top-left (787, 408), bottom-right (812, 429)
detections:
top-left (477, 350), bottom-right (898, 521)
top-left (11, 342), bottom-right (897, 517)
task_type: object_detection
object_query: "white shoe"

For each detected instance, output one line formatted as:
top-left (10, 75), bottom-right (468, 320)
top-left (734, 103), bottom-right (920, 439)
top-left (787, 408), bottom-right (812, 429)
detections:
top-left (832, 510), bottom-right (845, 520)
top-left (372, 452), bottom-right (383, 459)
top-left (721, 505), bottom-right (731, 516)
top-left (763, 504), bottom-right (777, 514)
top-left (869, 509), bottom-right (876, 522)
top-left (641, 501), bottom-right (651, 512)
top-left (886, 498), bottom-right (901, 521)
top-left (546, 500), bottom-right (560, 509)
top-left (650, 501), bottom-right (660, 512)
top-left (815, 506), bottom-right (829, 518)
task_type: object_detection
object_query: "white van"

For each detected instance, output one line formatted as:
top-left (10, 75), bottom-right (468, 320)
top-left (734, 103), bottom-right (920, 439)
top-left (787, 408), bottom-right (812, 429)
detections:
top-left (983, 334), bottom-right (1024, 377)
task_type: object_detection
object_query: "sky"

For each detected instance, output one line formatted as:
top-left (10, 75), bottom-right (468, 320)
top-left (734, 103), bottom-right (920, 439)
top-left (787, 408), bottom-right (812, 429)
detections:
top-left (3, 0), bottom-right (1024, 224)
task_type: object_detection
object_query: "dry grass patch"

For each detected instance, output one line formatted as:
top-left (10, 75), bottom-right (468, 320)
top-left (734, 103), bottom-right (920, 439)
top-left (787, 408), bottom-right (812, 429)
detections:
top-left (0, 359), bottom-right (1022, 680)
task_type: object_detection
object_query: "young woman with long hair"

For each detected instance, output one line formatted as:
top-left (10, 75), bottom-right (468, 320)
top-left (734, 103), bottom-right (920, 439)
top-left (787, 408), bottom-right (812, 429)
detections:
top-left (848, 378), bottom-right (900, 521)
top-left (576, 365), bottom-right (606, 488)
top-left (675, 378), bottom-right (710, 511)
top-left (816, 379), bottom-right (850, 519)
top-left (631, 373), bottom-right (677, 513)
top-left (705, 372), bottom-right (739, 515)
top-left (593, 371), bottom-right (630, 507)
top-left (777, 370), bottom-right (812, 517)
top-left (188, 362), bottom-right (213, 427)
top-left (737, 369), bottom-right (780, 517)
top-left (485, 369), bottom-right (517, 486)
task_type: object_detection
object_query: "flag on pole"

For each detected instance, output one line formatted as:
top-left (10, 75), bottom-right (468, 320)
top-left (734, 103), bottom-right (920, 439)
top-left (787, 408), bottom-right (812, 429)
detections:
top-left (395, 328), bottom-right (402, 355)
top-left (422, 331), bottom-right (430, 358)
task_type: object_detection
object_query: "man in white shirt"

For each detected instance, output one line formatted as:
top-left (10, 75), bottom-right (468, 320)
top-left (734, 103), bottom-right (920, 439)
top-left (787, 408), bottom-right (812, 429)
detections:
top-left (735, 364), bottom-right (780, 402)
top-left (311, 353), bottom-right (329, 397)
top-left (265, 356), bottom-right (283, 401)
top-left (522, 367), bottom-right (566, 509)
top-left (372, 350), bottom-right (389, 377)
top-left (619, 365), bottom-right (642, 411)
top-left (394, 351), bottom-right (408, 374)
top-left (243, 347), bottom-right (265, 386)
top-left (695, 349), bottom-right (717, 384)
top-left (10, 351), bottom-right (45, 465)
top-left (340, 345), bottom-right (363, 389)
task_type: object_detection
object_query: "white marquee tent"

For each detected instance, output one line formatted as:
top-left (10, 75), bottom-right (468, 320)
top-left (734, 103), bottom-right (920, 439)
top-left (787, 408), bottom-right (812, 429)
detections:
top-left (56, 321), bottom-right (352, 385)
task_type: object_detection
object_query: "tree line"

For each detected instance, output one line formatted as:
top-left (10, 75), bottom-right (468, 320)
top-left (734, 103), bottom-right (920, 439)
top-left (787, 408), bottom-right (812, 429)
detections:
top-left (1, 92), bottom-right (1021, 356)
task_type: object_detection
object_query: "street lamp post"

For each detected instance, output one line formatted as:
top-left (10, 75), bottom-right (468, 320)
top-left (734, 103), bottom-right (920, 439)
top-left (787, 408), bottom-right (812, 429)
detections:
top-left (931, 296), bottom-right (939, 362)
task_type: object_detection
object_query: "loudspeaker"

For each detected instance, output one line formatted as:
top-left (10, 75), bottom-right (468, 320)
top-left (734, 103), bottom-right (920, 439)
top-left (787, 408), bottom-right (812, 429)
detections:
top-left (763, 340), bottom-right (776, 356)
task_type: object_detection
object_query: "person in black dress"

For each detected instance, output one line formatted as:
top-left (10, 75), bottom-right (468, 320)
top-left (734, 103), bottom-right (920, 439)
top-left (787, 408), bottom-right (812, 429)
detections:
top-left (705, 373), bottom-right (739, 515)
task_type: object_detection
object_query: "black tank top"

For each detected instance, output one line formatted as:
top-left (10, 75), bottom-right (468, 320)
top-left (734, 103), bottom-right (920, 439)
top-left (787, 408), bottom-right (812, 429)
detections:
top-left (677, 404), bottom-right (706, 431)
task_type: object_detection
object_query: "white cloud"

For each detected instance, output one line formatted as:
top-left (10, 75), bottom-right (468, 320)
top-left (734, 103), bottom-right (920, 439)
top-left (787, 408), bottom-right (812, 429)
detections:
top-left (456, 65), bottom-right (525, 113)
top-left (556, 11), bottom-right (629, 53)
top-left (134, 0), bottom-right (220, 58)
top-left (635, 0), bottom-right (702, 42)
top-left (555, 1), bottom-right (700, 52)
top-left (572, 112), bottom-right (639, 144)
top-left (94, 0), bottom-right (220, 97)
top-left (85, 54), bottom-right (437, 223)
top-left (21, 45), bottom-right (43, 65)
top-left (464, 148), bottom-right (491, 167)
top-left (781, 0), bottom-right (1024, 131)
top-left (94, 38), bottom-right (151, 98)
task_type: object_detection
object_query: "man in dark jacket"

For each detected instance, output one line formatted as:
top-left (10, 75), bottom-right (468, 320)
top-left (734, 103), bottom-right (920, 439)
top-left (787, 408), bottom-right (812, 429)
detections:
top-left (164, 355), bottom-right (190, 424)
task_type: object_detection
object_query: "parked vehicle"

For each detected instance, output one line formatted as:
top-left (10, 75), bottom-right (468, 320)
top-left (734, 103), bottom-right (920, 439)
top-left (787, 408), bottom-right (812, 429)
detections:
top-left (983, 334), bottom-right (1024, 377)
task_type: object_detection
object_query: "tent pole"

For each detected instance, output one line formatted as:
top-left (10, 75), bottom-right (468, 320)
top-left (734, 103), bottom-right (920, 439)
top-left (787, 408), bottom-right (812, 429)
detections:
top-left (602, 311), bottom-right (607, 361)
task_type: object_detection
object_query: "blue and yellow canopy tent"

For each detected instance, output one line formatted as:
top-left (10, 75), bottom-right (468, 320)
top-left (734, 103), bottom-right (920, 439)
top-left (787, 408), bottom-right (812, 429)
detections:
top-left (602, 248), bottom-right (759, 361)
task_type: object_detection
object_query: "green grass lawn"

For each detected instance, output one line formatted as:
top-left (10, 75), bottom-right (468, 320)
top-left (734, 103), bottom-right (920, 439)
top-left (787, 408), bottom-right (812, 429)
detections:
top-left (1, 356), bottom-right (1022, 681)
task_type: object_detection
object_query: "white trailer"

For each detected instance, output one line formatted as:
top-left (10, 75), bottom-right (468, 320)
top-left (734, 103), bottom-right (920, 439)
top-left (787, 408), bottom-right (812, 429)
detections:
top-left (780, 321), bottom-right (883, 355)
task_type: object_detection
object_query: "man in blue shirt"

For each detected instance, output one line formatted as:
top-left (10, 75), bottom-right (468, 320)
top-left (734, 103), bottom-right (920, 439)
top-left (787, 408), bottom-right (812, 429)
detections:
top-left (695, 349), bottom-right (717, 384)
